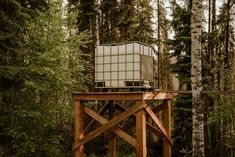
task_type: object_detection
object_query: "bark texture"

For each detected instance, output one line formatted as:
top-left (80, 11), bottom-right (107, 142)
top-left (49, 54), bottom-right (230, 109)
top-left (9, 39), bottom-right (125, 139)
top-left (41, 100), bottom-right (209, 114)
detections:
top-left (191, 0), bottom-right (205, 157)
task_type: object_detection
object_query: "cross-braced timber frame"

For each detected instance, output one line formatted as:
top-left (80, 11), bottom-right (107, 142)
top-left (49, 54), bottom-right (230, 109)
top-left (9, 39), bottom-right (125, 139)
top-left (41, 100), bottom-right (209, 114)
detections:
top-left (72, 92), bottom-right (173, 157)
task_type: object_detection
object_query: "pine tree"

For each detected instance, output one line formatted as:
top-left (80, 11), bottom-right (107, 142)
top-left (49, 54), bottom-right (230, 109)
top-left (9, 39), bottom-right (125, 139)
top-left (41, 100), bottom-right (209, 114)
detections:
top-left (68, 0), bottom-right (96, 91)
top-left (117, 0), bottom-right (136, 41)
top-left (155, 0), bottom-right (173, 90)
top-left (132, 0), bottom-right (153, 44)
top-left (116, 0), bottom-right (154, 43)
top-left (99, 0), bottom-right (119, 43)
top-left (166, 1), bottom-right (193, 156)
top-left (0, 0), bottom-right (91, 156)
top-left (0, 0), bottom-right (48, 155)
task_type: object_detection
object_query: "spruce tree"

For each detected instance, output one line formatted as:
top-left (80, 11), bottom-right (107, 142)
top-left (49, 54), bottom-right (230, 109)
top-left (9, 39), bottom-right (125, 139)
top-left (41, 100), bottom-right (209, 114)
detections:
top-left (166, 2), bottom-right (192, 156)
top-left (0, 0), bottom-right (91, 156)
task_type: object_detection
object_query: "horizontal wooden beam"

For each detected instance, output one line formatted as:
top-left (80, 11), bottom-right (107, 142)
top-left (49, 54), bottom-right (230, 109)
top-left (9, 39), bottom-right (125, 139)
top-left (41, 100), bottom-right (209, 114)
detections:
top-left (84, 106), bottom-right (136, 147)
top-left (143, 93), bottom-right (173, 100)
top-left (73, 92), bottom-right (173, 101)
top-left (72, 101), bottom-right (147, 151)
top-left (145, 106), bottom-right (173, 146)
top-left (154, 89), bottom-right (235, 94)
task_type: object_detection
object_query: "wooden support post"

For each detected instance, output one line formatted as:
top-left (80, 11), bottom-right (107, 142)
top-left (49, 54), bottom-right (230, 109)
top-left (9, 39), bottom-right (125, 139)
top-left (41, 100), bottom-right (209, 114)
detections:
top-left (109, 138), bottom-right (116, 157)
top-left (109, 102), bottom-right (116, 157)
top-left (136, 102), bottom-right (147, 157)
top-left (163, 100), bottom-right (171, 157)
top-left (74, 100), bottom-right (84, 157)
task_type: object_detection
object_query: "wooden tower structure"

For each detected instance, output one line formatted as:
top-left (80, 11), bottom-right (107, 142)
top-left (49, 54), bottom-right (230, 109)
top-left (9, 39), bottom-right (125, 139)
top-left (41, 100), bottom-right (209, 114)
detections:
top-left (72, 92), bottom-right (173, 157)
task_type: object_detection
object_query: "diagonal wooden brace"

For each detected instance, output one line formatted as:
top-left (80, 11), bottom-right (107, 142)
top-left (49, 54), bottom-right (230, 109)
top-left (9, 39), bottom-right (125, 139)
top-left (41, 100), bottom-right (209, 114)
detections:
top-left (72, 101), bottom-right (147, 151)
top-left (145, 106), bottom-right (173, 146)
top-left (115, 103), bottom-right (162, 136)
top-left (85, 101), bottom-right (110, 133)
top-left (84, 106), bottom-right (136, 147)
top-left (152, 103), bottom-right (167, 113)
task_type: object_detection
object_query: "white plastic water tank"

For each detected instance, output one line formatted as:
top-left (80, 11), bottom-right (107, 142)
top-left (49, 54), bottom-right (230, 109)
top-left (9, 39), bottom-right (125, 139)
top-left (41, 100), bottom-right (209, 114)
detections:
top-left (95, 42), bottom-right (155, 88)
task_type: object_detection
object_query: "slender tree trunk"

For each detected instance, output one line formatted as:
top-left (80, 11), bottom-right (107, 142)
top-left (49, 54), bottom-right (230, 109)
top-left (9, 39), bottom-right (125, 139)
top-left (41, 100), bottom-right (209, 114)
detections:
top-left (224, 0), bottom-right (231, 90)
top-left (208, 0), bottom-right (211, 58)
top-left (211, 1), bottom-right (219, 155)
top-left (232, 4), bottom-right (235, 91)
top-left (157, 0), bottom-right (161, 89)
top-left (191, 0), bottom-right (204, 156)
top-left (96, 0), bottom-right (101, 46)
top-left (206, 1), bottom-right (212, 155)
top-left (212, 0), bottom-right (216, 89)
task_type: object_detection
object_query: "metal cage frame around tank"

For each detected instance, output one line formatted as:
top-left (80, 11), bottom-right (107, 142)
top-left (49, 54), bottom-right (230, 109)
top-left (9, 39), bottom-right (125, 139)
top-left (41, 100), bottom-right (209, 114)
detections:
top-left (95, 41), bottom-right (157, 90)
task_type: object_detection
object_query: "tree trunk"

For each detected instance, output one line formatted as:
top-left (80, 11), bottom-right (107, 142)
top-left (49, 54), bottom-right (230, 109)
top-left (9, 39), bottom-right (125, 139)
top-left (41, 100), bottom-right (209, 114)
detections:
top-left (96, 0), bottom-right (101, 46)
top-left (224, 0), bottom-right (230, 90)
top-left (157, 0), bottom-right (161, 89)
top-left (191, 0), bottom-right (205, 157)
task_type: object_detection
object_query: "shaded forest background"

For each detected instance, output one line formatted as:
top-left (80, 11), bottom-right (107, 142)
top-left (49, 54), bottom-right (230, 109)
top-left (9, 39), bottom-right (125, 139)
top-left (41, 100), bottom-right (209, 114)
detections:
top-left (0, 0), bottom-right (234, 156)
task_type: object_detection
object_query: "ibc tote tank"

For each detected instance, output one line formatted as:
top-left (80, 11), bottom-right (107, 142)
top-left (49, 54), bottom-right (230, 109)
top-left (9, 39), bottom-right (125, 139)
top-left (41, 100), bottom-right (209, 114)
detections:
top-left (95, 42), bottom-right (155, 90)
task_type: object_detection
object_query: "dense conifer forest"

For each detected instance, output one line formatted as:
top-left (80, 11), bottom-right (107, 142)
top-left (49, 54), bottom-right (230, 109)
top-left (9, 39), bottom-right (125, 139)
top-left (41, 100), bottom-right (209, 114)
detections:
top-left (0, 0), bottom-right (234, 156)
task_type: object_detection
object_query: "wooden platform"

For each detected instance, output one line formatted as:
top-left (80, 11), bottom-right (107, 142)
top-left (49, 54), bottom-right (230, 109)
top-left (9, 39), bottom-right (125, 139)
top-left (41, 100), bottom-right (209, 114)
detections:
top-left (72, 92), bottom-right (173, 157)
